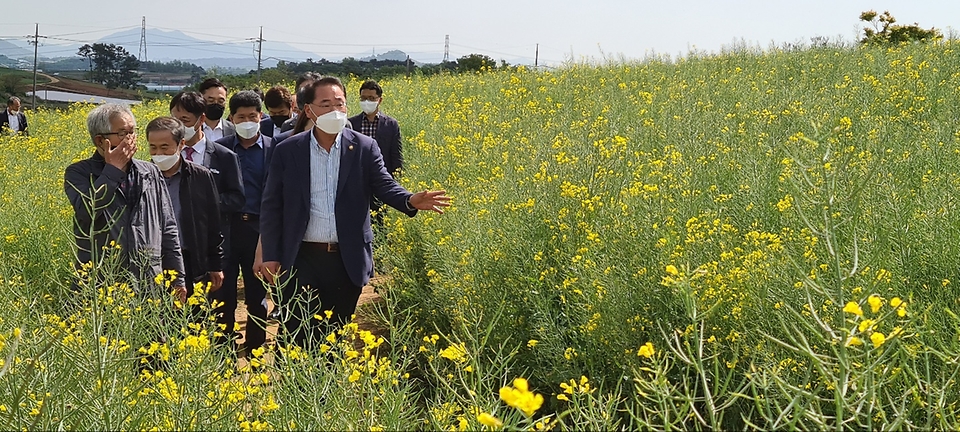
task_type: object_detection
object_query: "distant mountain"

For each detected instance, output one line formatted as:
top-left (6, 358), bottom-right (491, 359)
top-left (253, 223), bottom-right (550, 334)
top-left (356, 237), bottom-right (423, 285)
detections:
top-left (95, 28), bottom-right (316, 64)
top-left (359, 50), bottom-right (410, 62)
top-left (0, 40), bottom-right (33, 60)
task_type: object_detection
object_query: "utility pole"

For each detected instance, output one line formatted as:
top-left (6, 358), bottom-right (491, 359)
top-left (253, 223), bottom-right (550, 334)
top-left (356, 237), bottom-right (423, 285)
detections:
top-left (30, 24), bottom-right (39, 109)
top-left (138, 16), bottom-right (147, 62)
top-left (443, 35), bottom-right (449, 63)
top-left (535, 43), bottom-right (539, 68)
top-left (255, 26), bottom-right (263, 82)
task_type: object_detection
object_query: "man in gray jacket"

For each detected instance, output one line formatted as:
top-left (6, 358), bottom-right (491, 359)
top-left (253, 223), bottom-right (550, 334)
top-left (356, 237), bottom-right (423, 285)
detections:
top-left (64, 103), bottom-right (186, 301)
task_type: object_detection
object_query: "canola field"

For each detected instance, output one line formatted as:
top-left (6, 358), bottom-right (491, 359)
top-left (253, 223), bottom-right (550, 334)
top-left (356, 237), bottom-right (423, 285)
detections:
top-left (2, 41), bottom-right (960, 430)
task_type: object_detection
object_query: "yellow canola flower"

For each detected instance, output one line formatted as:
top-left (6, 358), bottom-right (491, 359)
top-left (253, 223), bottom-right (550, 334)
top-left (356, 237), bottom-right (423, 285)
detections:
top-left (499, 378), bottom-right (544, 417)
top-left (867, 295), bottom-right (883, 313)
top-left (845, 336), bottom-right (863, 347)
top-left (871, 332), bottom-right (886, 348)
top-left (637, 342), bottom-right (655, 358)
top-left (665, 265), bottom-right (679, 276)
top-left (439, 342), bottom-right (468, 364)
top-left (527, 339), bottom-right (538, 348)
top-left (890, 297), bottom-right (903, 308)
top-left (477, 412), bottom-right (503, 428)
top-left (857, 319), bottom-right (875, 333)
top-left (843, 302), bottom-right (863, 317)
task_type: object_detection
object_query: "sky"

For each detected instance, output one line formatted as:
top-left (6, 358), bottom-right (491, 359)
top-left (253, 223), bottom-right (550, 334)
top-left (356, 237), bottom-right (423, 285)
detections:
top-left (1, 0), bottom-right (959, 66)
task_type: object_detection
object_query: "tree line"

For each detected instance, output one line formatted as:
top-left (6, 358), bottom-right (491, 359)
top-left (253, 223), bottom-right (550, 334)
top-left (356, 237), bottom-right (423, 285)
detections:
top-left (69, 11), bottom-right (939, 92)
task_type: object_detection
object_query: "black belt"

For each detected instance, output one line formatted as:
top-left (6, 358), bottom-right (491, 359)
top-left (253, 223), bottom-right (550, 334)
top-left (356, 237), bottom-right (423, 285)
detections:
top-left (238, 213), bottom-right (259, 221)
top-left (301, 242), bottom-right (339, 253)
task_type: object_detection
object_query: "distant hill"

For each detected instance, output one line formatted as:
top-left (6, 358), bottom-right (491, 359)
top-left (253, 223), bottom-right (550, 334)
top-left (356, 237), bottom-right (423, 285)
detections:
top-left (96, 28), bottom-right (316, 65)
top-left (0, 40), bottom-right (33, 60)
top-left (359, 50), bottom-right (410, 62)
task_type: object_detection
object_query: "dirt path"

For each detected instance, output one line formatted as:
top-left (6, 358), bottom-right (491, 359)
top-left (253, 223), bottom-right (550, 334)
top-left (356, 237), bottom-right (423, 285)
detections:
top-left (233, 279), bottom-right (385, 348)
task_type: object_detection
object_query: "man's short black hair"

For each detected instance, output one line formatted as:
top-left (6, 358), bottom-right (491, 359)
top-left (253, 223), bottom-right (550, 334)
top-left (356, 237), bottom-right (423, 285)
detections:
top-left (198, 77), bottom-right (227, 94)
top-left (264, 85), bottom-right (293, 110)
top-left (359, 80), bottom-right (383, 97)
top-left (169, 91), bottom-right (206, 117)
top-left (299, 76), bottom-right (346, 106)
top-left (228, 90), bottom-right (262, 115)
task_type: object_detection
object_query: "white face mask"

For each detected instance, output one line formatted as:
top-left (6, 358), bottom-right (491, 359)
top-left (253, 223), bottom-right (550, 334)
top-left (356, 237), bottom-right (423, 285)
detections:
top-left (314, 109), bottom-right (348, 135)
top-left (235, 121), bottom-right (260, 139)
top-left (182, 121), bottom-right (199, 141)
top-left (359, 100), bottom-right (379, 115)
top-left (152, 153), bottom-right (180, 171)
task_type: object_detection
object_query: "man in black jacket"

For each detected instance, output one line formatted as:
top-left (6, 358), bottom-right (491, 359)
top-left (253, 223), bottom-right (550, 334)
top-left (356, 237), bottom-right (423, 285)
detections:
top-left (1, 96), bottom-right (28, 136)
top-left (170, 91), bottom-right (244, 339)
top-left (146, 116), bottom-right (225, 298)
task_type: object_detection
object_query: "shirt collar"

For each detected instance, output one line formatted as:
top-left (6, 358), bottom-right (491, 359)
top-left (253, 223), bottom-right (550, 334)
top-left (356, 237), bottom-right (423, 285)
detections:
top-left (233, 134), bottom-right (264, 151)
top-left (309, 129), bottom-right (342, 152)
top-left (204, 119), bottom-right (224, 131)
top-left (362, 112), bottom-right (381, 122)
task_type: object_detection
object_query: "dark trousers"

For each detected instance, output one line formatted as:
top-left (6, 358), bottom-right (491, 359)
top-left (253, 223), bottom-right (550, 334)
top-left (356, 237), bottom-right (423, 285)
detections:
top-left (218, 215), bottom-right (268, 349)
top-left (282, 242), bottom-right (362, 349)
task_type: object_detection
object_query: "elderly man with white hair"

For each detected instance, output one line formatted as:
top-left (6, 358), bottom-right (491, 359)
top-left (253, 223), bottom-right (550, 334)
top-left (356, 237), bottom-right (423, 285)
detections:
top-left (64, 103), bottom-right (186, 302)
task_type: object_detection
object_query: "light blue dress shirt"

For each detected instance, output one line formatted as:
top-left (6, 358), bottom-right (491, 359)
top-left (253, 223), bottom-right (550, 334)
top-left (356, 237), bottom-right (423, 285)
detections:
top-left (303, 131), bottom-right (341, 242)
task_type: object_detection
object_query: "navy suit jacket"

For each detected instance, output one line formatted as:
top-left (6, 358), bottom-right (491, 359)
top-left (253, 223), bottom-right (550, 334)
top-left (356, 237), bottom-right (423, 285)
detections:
top-left (200, 136), bottom-right (245, 216)
top-left (260, 128), bottom-right (416, 287)
top-left (349, 112), bottom-right (403, 177)
top-left (215, 133), bottom-right (277, 198)
top-left (259, 118), bottom-right (275, 138)
top-left (1, 110), bottom-right (28, 135)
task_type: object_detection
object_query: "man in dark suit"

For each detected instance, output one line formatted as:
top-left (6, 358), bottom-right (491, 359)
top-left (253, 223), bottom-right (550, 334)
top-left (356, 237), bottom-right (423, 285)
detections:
top-left (1, 96), bottom-right (28, 136)
top-left (260, 76), bottom-right (449, 349)
top-left (198, 78), bottom-right (235, 141)
top-left (349, 80), bottom-right (403, 224)
top-left (145, 116), bottom-right (224, 295)
top-left (217, 90), bottom-right (275, 353)
top-left (260, 85), bottom-right (294, 138)
top-left (348, 80), bottom-right (402, 177)
top-left (170, 91), bottom-right (245, 340)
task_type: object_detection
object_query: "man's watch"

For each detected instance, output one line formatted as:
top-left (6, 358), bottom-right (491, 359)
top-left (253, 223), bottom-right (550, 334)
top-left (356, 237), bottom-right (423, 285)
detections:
top-left (405, 196), bottom-right (415, 211)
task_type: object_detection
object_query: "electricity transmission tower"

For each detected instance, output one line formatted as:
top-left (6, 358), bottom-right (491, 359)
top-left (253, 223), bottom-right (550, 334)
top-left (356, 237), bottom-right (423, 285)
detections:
top-left (443, 35), bottom-right (449, 62)
top-left (138, 16), bottom-right (147, 62)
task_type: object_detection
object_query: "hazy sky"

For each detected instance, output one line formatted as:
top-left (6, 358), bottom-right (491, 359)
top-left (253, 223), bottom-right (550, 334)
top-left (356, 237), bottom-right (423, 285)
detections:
top-left (2, 1), bottom-right (959, 65)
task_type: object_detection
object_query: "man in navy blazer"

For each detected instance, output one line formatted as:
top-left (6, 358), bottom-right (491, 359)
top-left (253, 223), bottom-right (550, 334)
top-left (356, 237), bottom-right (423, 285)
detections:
top-left (216, 91), bottom-right (277, 352)
top-left (260, 76), bottom-right (449, 348)
top-left (1, 97), bottom-right (28, 136)
top-left (348, 80), bottom-right (402, 177)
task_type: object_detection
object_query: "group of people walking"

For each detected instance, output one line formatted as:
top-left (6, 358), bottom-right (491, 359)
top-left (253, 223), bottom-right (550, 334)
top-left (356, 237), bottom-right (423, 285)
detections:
top-left (63, 75), bottom-right (450, 354)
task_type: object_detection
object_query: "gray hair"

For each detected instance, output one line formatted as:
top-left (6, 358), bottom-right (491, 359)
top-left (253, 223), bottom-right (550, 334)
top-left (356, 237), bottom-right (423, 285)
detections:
top-left (7, 96), bottom-right (20, 106)
top-left (86, 103), bottom-right (135, 143)
top-left (145, 116), bottom-right (185, 144)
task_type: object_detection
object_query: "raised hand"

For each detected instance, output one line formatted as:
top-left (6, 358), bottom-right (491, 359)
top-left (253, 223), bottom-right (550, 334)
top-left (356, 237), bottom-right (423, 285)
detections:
top-left (409, 190), bottom-right (452, 214)
top-left (101, 136), bottom-right (136, 171)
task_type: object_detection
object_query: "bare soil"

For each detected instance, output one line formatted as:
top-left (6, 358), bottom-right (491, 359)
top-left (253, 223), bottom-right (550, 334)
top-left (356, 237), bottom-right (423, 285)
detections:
top-left (233, 278), bottom-right (387, 348)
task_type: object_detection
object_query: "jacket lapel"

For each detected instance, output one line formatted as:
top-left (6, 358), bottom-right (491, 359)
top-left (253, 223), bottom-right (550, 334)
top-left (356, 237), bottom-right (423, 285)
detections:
top-left (294, 134), bottom-right (311, 209)
top-left (337, 130), bottom-right (357, 197)
top-left (203, 138), bottom-right (215, 168)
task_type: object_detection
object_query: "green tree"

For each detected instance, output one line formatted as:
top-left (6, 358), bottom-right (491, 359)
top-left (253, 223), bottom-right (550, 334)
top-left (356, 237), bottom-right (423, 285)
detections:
top-left (77, 43), bottom-right (141, 89)
top-left (859, 10), bottom-right (941, 46)
top-left (456, 54), bottom-right (496, 72)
